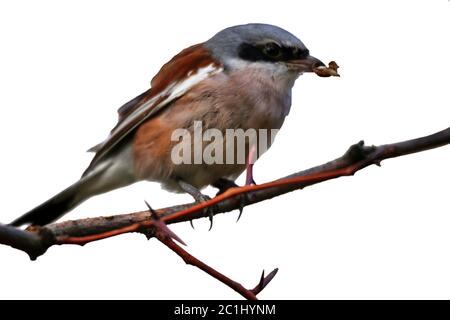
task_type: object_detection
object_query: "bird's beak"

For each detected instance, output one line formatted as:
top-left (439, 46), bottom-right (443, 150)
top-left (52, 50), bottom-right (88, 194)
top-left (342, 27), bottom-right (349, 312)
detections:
top-left (286, 55), bottom-right (325, 73)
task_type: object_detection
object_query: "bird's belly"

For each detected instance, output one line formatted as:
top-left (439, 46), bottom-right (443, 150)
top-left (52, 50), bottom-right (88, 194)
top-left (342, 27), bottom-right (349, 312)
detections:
top-left (132, 71), bottom-right (291, 191)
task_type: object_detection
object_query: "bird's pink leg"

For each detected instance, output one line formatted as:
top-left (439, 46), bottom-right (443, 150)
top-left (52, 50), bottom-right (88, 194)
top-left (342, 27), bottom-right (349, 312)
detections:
top-left (211, 144), bottom-right (257, 222)
top-left (245, 144), bottom-right (257, 185)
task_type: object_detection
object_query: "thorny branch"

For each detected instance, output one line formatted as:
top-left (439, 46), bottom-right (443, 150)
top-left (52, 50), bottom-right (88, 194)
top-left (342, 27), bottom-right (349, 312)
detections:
top-left (147, 201), bottom-right (277, 300)
top-left (1, 127), bottom-right (449, 298)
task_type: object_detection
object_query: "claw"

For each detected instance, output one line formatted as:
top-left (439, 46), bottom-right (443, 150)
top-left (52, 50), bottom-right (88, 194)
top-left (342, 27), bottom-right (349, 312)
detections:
top-left (236, 194), bottom-right (247, 222)
top-left (208, 213), bottom-right (214, 231)
top-left (212, 178), bottom-right (245, 224)
top-left (236, 191), bottom-right (251, 223)
top-left (198, 194), bottom-right (215, 231)
top-left (189, 220), bottom-right (195, 229)
top-left (201, 195), bottom-right (214, 231)
top-left (236, 206), bottom-right (244, 222)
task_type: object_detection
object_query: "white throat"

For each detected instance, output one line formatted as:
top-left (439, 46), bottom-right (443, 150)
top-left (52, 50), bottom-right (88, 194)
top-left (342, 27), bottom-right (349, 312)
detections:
top-left (225, 57), bottom-right (300, 89)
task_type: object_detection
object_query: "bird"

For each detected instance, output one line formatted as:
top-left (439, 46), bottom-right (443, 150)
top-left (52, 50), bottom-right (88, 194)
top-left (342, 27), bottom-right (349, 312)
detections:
top-left (10, 23), bottom-right (327, 227)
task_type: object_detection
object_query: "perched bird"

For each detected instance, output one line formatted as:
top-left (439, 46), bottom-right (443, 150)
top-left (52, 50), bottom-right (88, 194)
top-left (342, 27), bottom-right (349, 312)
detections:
top-left (11, 23), bottom-right (327, 227)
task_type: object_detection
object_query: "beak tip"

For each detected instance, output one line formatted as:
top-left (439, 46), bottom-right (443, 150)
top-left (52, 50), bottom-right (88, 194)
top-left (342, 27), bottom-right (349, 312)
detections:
top-left (313, 60), bottom-right (326, 69)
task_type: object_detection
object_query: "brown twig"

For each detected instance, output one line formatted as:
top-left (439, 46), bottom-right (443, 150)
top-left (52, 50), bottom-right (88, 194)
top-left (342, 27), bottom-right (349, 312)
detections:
top-left (148, 201), bottom-right (274, 300)
top-left (1, 127), bottom-right (449, 259)
top-left (156, 234), bottom-right (262, 300)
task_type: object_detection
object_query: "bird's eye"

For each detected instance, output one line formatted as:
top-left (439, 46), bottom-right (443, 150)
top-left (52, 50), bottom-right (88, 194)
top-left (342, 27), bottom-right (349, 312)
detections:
top-left (263, 42), bottom-right (282, 59)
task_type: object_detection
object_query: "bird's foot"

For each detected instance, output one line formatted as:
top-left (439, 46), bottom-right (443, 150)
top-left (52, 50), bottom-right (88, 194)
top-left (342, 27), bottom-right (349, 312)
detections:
top-left (213, 178), bottom-right (251, 222)
top-left (177, 179), bottom-right (216, 231)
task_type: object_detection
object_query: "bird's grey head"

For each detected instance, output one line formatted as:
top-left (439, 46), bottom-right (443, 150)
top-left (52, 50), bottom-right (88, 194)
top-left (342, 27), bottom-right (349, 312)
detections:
top-left (204, 23), bottom-right (324, 77)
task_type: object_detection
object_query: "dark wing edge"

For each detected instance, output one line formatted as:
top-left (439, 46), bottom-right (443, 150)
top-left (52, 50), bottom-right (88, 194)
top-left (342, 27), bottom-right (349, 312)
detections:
top-left (86, 89), bottom-right (151, 153)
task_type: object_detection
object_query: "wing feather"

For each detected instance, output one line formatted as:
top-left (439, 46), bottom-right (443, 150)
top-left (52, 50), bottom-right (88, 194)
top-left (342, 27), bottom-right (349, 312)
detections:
top-left (83, 44), bottom-right (222, 175)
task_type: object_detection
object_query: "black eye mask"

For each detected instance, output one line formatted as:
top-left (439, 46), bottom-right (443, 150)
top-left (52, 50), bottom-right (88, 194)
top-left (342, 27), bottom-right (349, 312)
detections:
top-left (238, 42), bottom-right (309, 63)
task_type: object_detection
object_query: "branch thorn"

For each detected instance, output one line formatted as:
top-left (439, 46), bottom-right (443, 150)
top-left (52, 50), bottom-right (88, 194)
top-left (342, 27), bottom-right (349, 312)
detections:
top-left (251, 268), bottom-right (279, 295)
top-left (145, 200), bottom-right (186, 246)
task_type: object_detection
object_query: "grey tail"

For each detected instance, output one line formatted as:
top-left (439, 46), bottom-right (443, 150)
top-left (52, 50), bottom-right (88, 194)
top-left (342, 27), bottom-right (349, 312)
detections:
top-left (10, 146), bottom-right (134, 227)
top-left (9, 178), bottom-right (89, 227)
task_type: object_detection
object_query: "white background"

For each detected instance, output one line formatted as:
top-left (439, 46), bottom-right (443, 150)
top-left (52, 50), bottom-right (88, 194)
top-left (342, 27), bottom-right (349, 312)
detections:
top-left (0, 0), bottom-right (449, 299)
